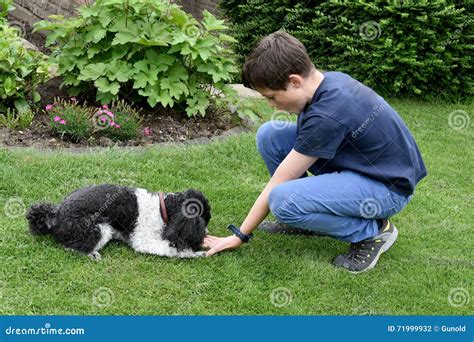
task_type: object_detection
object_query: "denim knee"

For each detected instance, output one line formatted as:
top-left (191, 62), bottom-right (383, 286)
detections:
top-left (256, 121), bottom-right (277, 154)
top-left (268, 184), bottom-right (299, 223)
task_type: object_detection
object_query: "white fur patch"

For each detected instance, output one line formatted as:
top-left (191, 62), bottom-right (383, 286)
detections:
top-left (91, 188), bottom-right (203, 258)
top-left (129, 188), bottom-right (184, 257)
top-left (93, 223), bottom-right (114, 253)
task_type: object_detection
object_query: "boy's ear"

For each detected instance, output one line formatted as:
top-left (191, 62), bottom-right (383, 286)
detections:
top-left (288, 74), bottom-right (304, 88)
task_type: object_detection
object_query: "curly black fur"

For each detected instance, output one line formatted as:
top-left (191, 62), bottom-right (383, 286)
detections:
top-left (162, 189), bottom-right (211, 251)
top-left (26, 203), bottom-right (58, 235)
top-left (25, 184), bottom-right (211, 257)
top-left (25, 185), bottom-right (139, 254)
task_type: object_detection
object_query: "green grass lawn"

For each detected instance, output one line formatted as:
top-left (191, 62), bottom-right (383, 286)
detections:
top-left (0, 98), bottom-right (472, 315)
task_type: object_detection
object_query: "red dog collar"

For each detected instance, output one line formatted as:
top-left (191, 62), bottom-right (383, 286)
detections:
top-left (159, 192), bottom-right (168, 224)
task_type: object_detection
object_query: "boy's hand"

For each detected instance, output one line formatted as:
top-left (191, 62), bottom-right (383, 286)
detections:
top-left (202, 235), bottom-right (242, 256)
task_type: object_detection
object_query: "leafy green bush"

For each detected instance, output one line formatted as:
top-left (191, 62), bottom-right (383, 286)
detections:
top-left (0, 0), bottom-right (15, 21)
top-left (221, 0), bottom-right (473, 100)
top-left (0, 0), bottom-right (52, 112)
top-left (34, 0), bottom-right (240, 116)
top-left (219, 0), bottom-right (293, 66)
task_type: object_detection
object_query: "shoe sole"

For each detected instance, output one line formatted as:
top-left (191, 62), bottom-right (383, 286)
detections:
top-left (349, 227), bottom-right (398, 274)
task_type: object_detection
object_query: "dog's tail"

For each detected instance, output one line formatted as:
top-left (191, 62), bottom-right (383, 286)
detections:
top-left (26, 203), bottom-right (58, 235)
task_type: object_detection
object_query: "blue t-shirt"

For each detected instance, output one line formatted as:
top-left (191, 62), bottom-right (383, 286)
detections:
top-left (294, 72), bottom-right (427, 196)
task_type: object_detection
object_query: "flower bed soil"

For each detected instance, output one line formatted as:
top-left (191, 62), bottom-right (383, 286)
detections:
top-left (2, 17), bottom-right (241, 149)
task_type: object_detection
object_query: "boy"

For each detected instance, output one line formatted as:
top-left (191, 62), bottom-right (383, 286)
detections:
top-left (203, 31), bottom-right (427, 273)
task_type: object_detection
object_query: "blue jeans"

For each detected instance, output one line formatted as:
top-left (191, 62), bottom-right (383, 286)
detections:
top-left (257, 121), bottom-right (412, 243)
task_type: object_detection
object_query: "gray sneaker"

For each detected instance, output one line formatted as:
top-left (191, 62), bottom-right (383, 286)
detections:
top-left (332, 219), bottom-right (398, 273)
top-left (258, 220), bottom-right (323, 236)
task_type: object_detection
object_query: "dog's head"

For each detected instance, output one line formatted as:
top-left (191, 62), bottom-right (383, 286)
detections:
top-left (161, 189), bottom-right (211, 252)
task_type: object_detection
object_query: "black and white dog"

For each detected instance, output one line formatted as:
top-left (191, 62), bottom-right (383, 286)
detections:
top-left (26, 184), bottom-right (210, 260)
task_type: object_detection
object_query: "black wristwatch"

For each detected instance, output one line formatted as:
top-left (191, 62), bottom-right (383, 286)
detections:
top-left (227, 224), bottom-right (253, 243)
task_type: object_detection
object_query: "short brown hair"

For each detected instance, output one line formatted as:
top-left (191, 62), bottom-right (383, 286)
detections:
top-left (242, 31), bottom-right (314, 91)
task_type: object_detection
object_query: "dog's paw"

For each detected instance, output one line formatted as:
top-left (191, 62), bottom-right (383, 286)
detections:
top-left (195, 251), bottom-right (206, 258)
top-left (88, 251), bottom-right (102, 261)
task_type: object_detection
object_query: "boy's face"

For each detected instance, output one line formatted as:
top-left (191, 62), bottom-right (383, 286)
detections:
top-left (257, 75), bottom-right (308, 114)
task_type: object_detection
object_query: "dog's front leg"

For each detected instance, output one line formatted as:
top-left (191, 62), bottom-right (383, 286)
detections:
top-left (131, 239), bottom-right (206, 258)
top-left (176, 250), bottom-right (206, 258)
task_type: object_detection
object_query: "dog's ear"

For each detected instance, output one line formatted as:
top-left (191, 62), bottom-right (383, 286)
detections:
top-left (162, 215), bottom-right (207, 252)
top-left (161, 189), bottom-right (211, 251)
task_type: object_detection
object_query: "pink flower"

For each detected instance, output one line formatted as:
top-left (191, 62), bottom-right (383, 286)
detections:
top-left (143, 127), bottom-right (152, 136)
top-left (54, 116), bottom-right (61, 122)
top-left (110, 121), bottom-right (116, 126)
top-left (60, 120), bottom-right (67, 125)
top-left (115, 124), bottom-right (121, 129)
top-left (46, 104), bottom-right (54, 111)
top-left (100, 117), bottom-right (107, 122)
top-left (102, 105), bottom-right (108, 109)
top-left (104, 110), bottom-right (115, 118)
top-left (70, 97), bottom-right (77, 103)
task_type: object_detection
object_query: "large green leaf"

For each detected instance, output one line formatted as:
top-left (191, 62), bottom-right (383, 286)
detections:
top-left (202, 10), bottom-right (228, 31)
top-left (94, 77), bottom-right (120, 95)
top-left (111, 22), bottom-right (141, 45)
top-left (106, 61), bottom-right (133, 82)
top-left (160, 78), bottom-right (189, 99)
top-left (132, 60), bottom-right (159, 88)
top-left (84, 24), bottom-right (107, 44)
top-left (78, 63), bottom-right (107, 81)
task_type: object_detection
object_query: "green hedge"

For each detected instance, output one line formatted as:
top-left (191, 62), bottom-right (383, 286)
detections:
top-left (221, 0), bottom-right (473, 100)
top-left (220, 0), bottom-right (294, 65)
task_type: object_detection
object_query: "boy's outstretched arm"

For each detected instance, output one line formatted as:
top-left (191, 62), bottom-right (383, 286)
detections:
top-left (204, 149), bottom-right (318, 256)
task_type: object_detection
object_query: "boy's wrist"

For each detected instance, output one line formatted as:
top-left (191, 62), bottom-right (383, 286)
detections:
top-left (227, 224), bottom-right (253, 243)
top-left (240, 224), bottom-right (256, 236)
